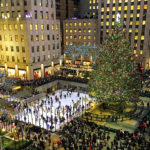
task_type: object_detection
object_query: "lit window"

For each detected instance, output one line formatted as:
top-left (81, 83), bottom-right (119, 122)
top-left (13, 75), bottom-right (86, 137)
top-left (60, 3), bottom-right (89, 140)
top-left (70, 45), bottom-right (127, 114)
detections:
top-left (130, 14), bottom-right (133, 18)
top-left (124, 6), bottom-right (127, 10)
top-left (52, 25), bottom-right (54, 30)
top-left (137, 5), bottom-right (140, 10)
top-left (129, 29), bottom-right (132, 33)
top-left (88, 22), bottom-right (91, 26)
top-left (88, 29), bottom-right (91, 33)
top-left (20, 24), bottom-right (24, 30)
top-left (88, 36), bottom-right (91, 40)
top-left (131, 6), bottom-right (134, 10)
top-left (83, 22), bottom-right (87, 26)
top-left (129, 21), bottom-right (132, 25)
top-left (30, 24), bottom-right (33, 30)
top-left (101, 8), bottom-right (104, 12)
top-left (14, 24), bottom-right (18, 30)
top-left (143, 21), bottom-right (146, 25)
top-left (3, 24), bottom-right (7, 30)
top-left (83, 36), bottom-right (86, 40)
top-left (35, 24), bottom-right (38, 30)
top-left (74, 23), bottom-right (77, 26)
top-left (74, 29), bottom-right (77, 33)
top-left (137, 13), bottom-right (140, 17)
top-left (144, 5), bottom-right (147, 9)
top-left (135, 36), bottom-right (138, 40)
top-left (65, 23), bottom-right (68, 27)
top-left (136, 21), bottom-right (139, 25)
top-left (66, 36), bottom-right (68, 40)
top-left (70, 30), bottom-right (72, 33)
top-left (141, 36), bottom-right (144, 40)
top-left (106, 15), bottom-right (109, 18)
top-left (4, 35), bottom-right (7, 41)
top-left (89, 6), bottom-right (91, 10)
top-left (118, 6), bottom-right (121, 11)
top-left (69, 23), bottom-right (72, 27)
top-left (140, 50), bottom-right (143, 55)
top-left (106, 22), bottom-right (109, 26)
top-left (66, 29), bottom-right (68, 33)
top-left (79, 22), bottom-right (82, 26)
top-left (21, 35), bottom-right (24, 42)
top-left (83, 29), bottom-right (86, 33)
top-left (112, 7), bottom-right (115, 11)
top-left (79, 36), bottom-right (81, 39)
top-left (8, 24), bottom-right (12, 30)
top-left (112, 15), bottom-right (115, 18)
top-left (134, 50), bottom-right (136, 54)
top-left (15, 35), bottom-right (19, 42)
top-left (70, 36), bottom-right (72, 39)
top-left (41, 35), bottom-right (44, 40)
top-left (41, 24), bottom-right (44, 30)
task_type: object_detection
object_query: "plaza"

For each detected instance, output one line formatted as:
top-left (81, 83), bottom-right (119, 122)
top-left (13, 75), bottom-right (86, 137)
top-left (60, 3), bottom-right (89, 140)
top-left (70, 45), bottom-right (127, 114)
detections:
top-left (0, 0), bottom-right (150, 150)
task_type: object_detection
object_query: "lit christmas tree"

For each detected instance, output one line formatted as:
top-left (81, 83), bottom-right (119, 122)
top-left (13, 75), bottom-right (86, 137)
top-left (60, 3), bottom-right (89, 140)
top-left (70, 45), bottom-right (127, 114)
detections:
top-left (89, 23), bottom-right (141, 103)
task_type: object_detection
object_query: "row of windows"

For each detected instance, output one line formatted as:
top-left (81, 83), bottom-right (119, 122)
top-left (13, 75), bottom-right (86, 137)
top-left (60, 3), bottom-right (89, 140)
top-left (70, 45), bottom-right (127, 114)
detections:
top-left (1, 55), bottom-right (26, 63)
top-left (65, 22), bottom-right (92, 27)
top-left (100, 20), bottom-right (146, 26)
top-left (65, 35), bottom-right (95, 40)
top-left (32, 53), bottom-right (59, 63)
top-left (101, 13), bottom-right (143, 19)
top-left (0, 23), bottom-right (59, 31)
top-left (29, 24), bottom-right (59, 31)
top-left (65, 29), bottom-right (95, 34)
top-left (0, 10), bottom-right (55, 20)
top-left (0, 0), bottom-right (27, 7)
top-left (89, 0), bottom-right (99, 4)
top-left (0, 34), bottom-right (59, 42)
top-left (65, 42), bottom-right (96, 46)
top-left (30, 34), bottom-right (59, 42)
top-left (0, 44), bottom-right (60, 53)
top-left (0, 45), bottom-right (25, 52)
top-left (0, 35), bottom-right (25, 42)
top-left (31, 43), bottom-right (60, 53)
top-left (104, 0), bottom-right (147, 4)
top-left (100, 4), bottom-right (147, 12)
top-left (0, 0), bottom-right (54, 8)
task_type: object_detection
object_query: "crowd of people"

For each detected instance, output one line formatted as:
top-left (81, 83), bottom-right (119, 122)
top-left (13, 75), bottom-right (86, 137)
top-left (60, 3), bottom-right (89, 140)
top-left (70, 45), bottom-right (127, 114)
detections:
top-left (19, 75), bottom-right (88, 87)
top-left (54, 109), bottom-right (150, 150)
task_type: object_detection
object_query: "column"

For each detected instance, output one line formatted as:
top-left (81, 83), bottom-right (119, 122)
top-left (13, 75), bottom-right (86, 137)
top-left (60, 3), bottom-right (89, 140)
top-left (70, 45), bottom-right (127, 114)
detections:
top-left (41, 64), bottom-right (44, 78)
top-left (15, 64), bottom-right (18, 77)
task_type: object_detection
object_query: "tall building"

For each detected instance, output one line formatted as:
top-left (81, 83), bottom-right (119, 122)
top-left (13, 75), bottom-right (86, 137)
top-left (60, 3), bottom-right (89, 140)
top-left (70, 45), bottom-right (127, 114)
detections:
top-left (98, 0), bottom-right (150, 69)
top-left (0, 0), bottom-right (61, 80)
top-left (63, 18), bottom-right (98, 48)
top-left (78, 0), bottom-right (99, 18)
top-left (56, 0), bottom-right (78, 24)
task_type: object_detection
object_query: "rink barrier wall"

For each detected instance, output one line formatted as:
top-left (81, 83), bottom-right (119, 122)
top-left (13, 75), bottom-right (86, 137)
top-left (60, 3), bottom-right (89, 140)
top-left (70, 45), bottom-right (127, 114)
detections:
top-left (23, 93), bottom-right (46, 103)
top-left (35, 80), bottom-right (88, 93)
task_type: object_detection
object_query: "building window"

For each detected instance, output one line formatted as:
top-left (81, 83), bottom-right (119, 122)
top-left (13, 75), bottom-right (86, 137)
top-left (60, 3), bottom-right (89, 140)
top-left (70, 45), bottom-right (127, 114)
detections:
top-left (16, 46), bottom-right (19, 52)
top-left (23, 57), bottom-right (26, 63)
top-left (32, 47), bottom-right (34, 53)
top-left (12, 56), bottom-right (15, 62)
top-left (21, 35), bottom-right (24, 42)
top-left (22, 47), bottom-right (25, 52)
top-left (10, 46), bottom-right (14, 52)
top-left (34, 10), bottom-right (37, 19)
top-left (15, 35), bottom-right (19, 42)
top-left (42, 45), bottom-right (45, 51)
